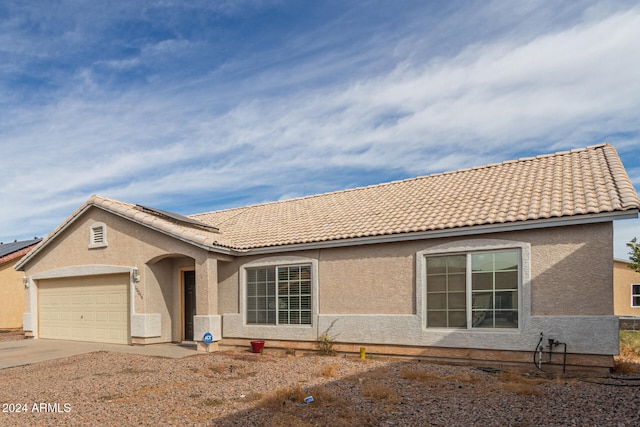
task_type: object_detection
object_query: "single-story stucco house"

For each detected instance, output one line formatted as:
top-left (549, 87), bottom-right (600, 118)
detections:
top-left (16, 144), bottom-right (640, 370)
top-left (614, 259), bottom-right (640, 329)
top-left (0, 238), bottom-right (41, 329)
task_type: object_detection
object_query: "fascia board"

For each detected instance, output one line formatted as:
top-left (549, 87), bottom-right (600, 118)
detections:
top-left (15, 205), bottom-right (94, 271)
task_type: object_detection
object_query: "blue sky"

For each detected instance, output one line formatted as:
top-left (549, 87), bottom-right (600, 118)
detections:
top-left (0, 0), bottom-right (638, 259)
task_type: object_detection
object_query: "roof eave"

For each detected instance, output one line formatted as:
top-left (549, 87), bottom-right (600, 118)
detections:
top-left (15, 204), bottom-right (95, 271)
top-left (16, 203), bottom-right (237, 271)
top-left (103, 206), bottom-right (237, 257)
top-left (15, 201), bottom-right (639, 267)
top-left (238, 209), bottom-right (640, 256)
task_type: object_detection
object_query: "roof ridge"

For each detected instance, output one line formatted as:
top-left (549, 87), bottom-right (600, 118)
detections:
top-left (191, 144), bottom-right (612, 217)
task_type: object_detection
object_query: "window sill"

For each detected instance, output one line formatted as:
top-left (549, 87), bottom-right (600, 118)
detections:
top-left (425, 327), bottom-right (521, 333)
top-left (88, 243), bottom-right (108, 249)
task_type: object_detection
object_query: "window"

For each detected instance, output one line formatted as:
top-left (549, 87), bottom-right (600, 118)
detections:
top-left (632, 284), bottom-right (640, 307)
top-left (426, 250), bottom-right (519, 329)
top-left (246, 265), bottom-right (312, 325)
top-left (89, 222), bottom-right (107, 248)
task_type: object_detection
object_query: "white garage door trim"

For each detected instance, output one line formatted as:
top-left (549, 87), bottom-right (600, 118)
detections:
top-left (39, 274), bottom-right (130, 344)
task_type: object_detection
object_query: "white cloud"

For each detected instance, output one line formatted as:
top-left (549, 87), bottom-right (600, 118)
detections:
top-left (615, 219), bottom-right (640, 260)
top-left (1, 3), bottom-right (639, 242)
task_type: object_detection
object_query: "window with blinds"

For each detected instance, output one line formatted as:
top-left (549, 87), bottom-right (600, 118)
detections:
top-left (247, 264), bottom-right (312, 325)
top-left (426, 249), bottom-right (519, 329)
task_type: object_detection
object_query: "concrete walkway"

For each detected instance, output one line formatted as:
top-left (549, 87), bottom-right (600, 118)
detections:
top-left (0, 339), bottom-right (197, 370)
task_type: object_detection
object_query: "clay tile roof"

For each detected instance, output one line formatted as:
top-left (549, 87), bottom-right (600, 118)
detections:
top-left (188, 144), bottom-right (639, 250)
top-left (0, 238), bottom-right (42, 265)
top-left (18, 144), bottom-right (640, 262)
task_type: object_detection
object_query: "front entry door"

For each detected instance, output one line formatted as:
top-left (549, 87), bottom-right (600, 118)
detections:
top-left (183, 271), bottom-right (196, 341)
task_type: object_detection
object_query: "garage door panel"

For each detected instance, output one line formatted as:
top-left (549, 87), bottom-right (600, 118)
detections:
top-left (39, 275), bottom-right (129, 344)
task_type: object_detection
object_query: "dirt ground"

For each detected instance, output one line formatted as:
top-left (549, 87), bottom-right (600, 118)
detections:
top-left (1, 330), bottom-right (640, 426)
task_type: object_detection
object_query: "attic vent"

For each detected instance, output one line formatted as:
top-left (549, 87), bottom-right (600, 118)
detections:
top-left (89, 222), bottom-right (108, 248)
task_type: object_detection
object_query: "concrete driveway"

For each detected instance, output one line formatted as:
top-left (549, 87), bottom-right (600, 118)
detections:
top-left (0, 339), bottom-right (197, 369)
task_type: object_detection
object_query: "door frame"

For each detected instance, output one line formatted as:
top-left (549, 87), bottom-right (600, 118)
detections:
top-left (180, 268), bottom-right (196, 342)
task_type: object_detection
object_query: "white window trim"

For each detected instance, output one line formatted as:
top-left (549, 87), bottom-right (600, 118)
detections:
top-left (89, 222), bottom-right (108, 249)
top-left (631, 284), bottom-right (640, 307)
top-left (240, 256), bottom-right (319, 328)
top-left (416, 239), bottom-right (531, 333)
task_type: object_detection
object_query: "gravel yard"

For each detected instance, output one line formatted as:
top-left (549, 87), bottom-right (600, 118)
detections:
top-left (1, 332), bottom-right (640, 426)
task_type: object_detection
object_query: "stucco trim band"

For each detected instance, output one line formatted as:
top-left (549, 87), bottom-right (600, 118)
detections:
top-left (314, 314), bottom-right (619, 355)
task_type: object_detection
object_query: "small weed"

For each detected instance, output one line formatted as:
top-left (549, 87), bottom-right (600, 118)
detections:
top-left (620, 330), bottom-right (640, 357)
top-left (317, 319), bottom-right (339, 355)
top-left (614, 359), bottom-right (640, 374)
top-left (188, 393), bottom-right (201, 399)
top-left (361, 381), bottom-right (402, 404)
top-left (495, 371), bottom-right (546, 395)
top-left (243, 391), bottom-right (264, 401)
top-left (305, 385), bottom-right (336, 405)
top-left (203, 399), bottom-right (224, 407)
top-left (320, 364), bottom-right (339, 378)
top-left (261, 385), bottom-right (308, 412)
top-left (617, 330), bottom-right (640, 371)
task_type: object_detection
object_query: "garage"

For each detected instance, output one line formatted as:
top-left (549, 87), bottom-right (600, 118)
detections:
top-left (39, 274), bottom-right (129, 344)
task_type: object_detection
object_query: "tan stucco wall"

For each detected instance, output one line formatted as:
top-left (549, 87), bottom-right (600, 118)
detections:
top-left (218, 222), bottom-right (613, 317)
top-left (319, 244), bottom-right (415, 314)
top-left (21, 207), bottom-right (216, 343)
top-left (0, 258), bottom-right (25, 329)
top-left (21, 203), bottom-right (615, 356)
top-left (528, 222), bottom-right (613, 316)
top-left (614, 259), bottom-right (640, 317)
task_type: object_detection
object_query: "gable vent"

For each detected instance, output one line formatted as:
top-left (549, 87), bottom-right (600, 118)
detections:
top-left (93, 226), bottom-right (104, 243)
top-left (89, 222), bottom-right (108, 248)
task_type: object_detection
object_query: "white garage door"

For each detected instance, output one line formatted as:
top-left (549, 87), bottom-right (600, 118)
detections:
top-left (39, 274), bottom-right (129, 344)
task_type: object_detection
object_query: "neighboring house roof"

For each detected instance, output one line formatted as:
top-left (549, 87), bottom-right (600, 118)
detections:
top-left (0, 238), bottom-right (42, 266)
top-left (16, 144), bottom-right (640, 266)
